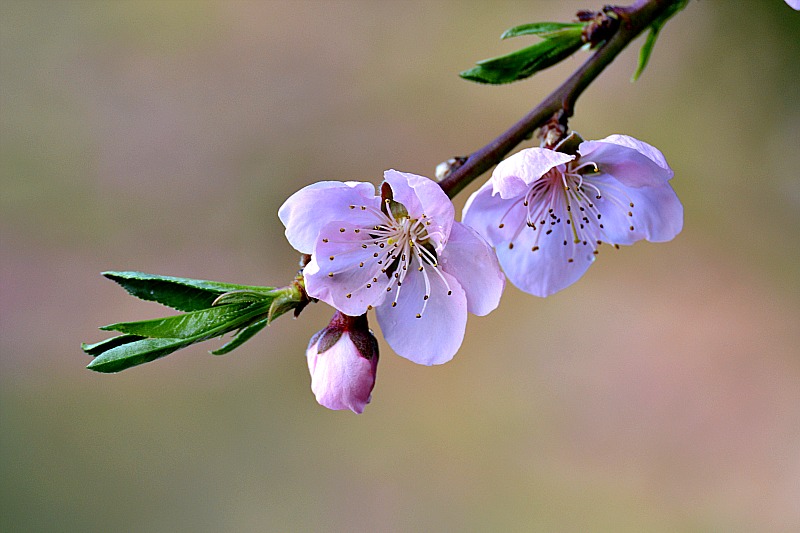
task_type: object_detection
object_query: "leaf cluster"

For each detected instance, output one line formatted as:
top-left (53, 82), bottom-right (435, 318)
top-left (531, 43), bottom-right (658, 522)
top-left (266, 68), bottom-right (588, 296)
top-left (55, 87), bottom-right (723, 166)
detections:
top-left (82, 272), bottom-right (302, 373)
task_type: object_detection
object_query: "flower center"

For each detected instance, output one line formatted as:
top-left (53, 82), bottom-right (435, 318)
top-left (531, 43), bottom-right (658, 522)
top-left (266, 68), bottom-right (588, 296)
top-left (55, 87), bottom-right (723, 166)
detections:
top-left (339, 200), bottom-right (452, 318)
top-left (498, 160), bottom-right (636, 261)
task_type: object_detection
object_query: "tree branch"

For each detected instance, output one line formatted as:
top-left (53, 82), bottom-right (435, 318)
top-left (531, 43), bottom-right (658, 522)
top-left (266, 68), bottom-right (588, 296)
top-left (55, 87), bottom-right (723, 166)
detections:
top-left (438, 0), bottom-right (684, 198)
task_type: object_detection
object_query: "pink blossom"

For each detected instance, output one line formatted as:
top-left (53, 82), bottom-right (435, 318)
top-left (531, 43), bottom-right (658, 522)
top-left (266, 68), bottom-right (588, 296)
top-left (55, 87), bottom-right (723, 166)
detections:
top-left (280, 170), bottom-right (505, 365)
top-left (307, 312), bottom-right (378, 414)
top-left (786, 0), bottom-right (800, 10)
top-left (462, 134), bottom-right (683, 297)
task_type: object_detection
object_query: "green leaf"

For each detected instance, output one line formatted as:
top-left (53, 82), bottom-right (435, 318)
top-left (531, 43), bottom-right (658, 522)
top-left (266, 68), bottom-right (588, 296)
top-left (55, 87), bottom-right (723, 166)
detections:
top-left (500, 22), bottom-right (584, 40)
top-left (103, 271), bottom-right (275, 312)
top-left (211, 318), bottom-right (269, 355)
top-left (632, 0), bottom-right (689, 81)
top-left (87, 337), bottom-right (196, 373)
top-left (100, 303), bottom-right (257, 339)
top-left (81, 334), bottom-right (145, 357)
top-left (87, 301), bottom-right (273, 372)
top-left (460, 29), bottom-right (584, 84)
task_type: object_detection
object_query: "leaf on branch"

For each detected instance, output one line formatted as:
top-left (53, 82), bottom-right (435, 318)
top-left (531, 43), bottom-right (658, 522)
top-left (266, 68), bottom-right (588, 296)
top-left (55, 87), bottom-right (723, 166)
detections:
top-left (460, 27), bottom-right (584, 84)
top-left (81, 334), bottom-right (145, 357)
top-left (100, 303), bottom-right (258, 339)
top-left (632, 0), bottom-right (689, 81)
top-left (500, 22), bottom-right (584, 40)
top-left (102, 271), bottom-right (275, 312)
top-left (87, 337), bottom-right (198, 373)
top-left (211, 318), bottom-right (269, 355)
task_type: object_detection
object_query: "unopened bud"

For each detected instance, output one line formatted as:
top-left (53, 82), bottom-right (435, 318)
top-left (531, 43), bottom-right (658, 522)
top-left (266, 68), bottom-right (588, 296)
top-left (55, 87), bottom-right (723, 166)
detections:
top-left (306, 312), bottom-right (379, 414)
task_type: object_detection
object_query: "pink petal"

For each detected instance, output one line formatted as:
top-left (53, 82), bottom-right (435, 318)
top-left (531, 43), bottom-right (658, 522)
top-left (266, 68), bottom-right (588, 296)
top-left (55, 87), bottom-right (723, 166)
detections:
top-left (495, 200), bottom-right (596, 297)
top-left (491, 149), bottom-right (574, 199)
top-left (588, 175), bottom-right (684, 246)
top-left (279, 181), bottom-right (380, 253)
top-left (383, 170), bottom-right (454, 250)
top-left (579, 136), bottom-right (673, 188)
top-left (304, 221), bottom-right (388, 316)
top-left (440, 221), bottom-right (505, 316)
top-left (375, 268), bottom-right (467, 365)
top-left (462, 181), bottom-right (524, 246)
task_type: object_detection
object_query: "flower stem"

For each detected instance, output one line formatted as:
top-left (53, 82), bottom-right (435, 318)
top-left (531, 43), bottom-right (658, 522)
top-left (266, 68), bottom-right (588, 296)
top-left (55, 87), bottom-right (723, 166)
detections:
top-left (438, 0), bottom-right (686, 199)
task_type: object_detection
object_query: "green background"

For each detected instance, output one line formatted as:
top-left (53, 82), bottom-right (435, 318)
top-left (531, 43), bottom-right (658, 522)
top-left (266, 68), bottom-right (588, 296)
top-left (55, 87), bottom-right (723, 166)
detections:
top-left (2, 1), bottom-right (799, 531)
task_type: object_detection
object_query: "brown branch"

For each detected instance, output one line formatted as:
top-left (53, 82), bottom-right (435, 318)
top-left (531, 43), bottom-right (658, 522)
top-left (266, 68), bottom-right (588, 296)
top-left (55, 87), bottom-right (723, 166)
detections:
top-left (438, 0), bottom-right (684, 199)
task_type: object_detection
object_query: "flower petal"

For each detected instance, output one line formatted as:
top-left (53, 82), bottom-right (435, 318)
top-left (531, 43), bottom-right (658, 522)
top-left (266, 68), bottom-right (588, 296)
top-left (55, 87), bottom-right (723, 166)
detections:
top-left (491, 148), bottom-right (574, 199)
top-left (579, 135), bottom-right (673, 188)
top-left (496, 200), bottom-right (596, 297)
top-left (586, 175), bottom-right (684, 245)
top-left (376, 267), bottom-right (467, 365)
top-left (304, 221), bottom-right (388, 316)
top-left (279, 181), bottom-right (380, 253)
top-left (440, 221), bottom-right (505, 316)
top-left (383, 170), bottom-right (454, 250)
top-left (462, 180), bottom-right (524, 247)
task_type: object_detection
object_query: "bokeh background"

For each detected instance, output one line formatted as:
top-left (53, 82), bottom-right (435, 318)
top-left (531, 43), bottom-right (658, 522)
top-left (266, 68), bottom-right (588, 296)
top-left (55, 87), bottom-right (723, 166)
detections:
top-left (2, 1), bottom-right (799, 531)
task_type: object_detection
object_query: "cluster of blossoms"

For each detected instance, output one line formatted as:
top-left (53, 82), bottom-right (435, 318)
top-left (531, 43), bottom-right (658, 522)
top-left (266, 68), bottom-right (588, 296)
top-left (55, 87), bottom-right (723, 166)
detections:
top-left (280, 134), bottom-right (682, 413)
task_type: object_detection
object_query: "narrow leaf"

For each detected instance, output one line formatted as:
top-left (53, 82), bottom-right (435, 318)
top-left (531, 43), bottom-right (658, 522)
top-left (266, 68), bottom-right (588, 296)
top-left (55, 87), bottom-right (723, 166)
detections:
top-left (82, 334), bottom-right (145, 357)
top-left (100, 303), bottom-right (255, 339)
top-left (460, 30), bottom-right (583, 84)
top-left (211, 318), bottom-right (269, 355)
top-left (631, 0), bottom-right (689, 81)
top-left (87, 337), bottom-right (195, 373)
top-left (501, 22), bottom-right (584, 40)
top-left (103, 271), bottom-right (274, 312)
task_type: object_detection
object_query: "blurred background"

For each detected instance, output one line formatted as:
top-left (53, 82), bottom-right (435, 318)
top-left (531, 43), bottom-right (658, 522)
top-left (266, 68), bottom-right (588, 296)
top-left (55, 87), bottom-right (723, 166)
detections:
top-left (2, 1), bottom-right (799, 531)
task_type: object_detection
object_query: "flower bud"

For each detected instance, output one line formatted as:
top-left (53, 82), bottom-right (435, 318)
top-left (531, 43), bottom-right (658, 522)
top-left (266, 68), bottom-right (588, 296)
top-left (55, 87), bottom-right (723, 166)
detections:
top-left (306, 312), bottom-right (379, 414)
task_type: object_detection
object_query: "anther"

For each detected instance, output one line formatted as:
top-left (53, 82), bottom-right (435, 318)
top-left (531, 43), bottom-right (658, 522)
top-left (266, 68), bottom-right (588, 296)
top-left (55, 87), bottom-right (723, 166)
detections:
top-left (329, 256), bottom-right (334, 261)
top-left (339, 228), bottom-right (345, 232)
top-left (392, 302), bottom-right (397, 307)
top-left (509, 243), bottom-right (514, 249)
top-left (349, 205), bottom-right (355, 209)
top-left (328, 273), bottom-right (333, 277)
top-left (423, 295), bottom-right (429, 300)
top-left (322, 238), bottom-right (329, 243)
top-left (629, 225), bottom-right (634, 231)
top-left (627, 211), bottom-right (633, 217)
top-left (346, 293), bottom-right (352, 298)
top-left (499, 223), bottom-right (505, 228)
top-left (373, 253), bottom-right (379, 257)
top-left (359, 262), bottom-right (364, 267)
top-left (532, 246), bottom-right (539, 252)
top-left (546, 229), bottom-right (553, 235)
top-left (568, 258), bottom-right (574, 263)
top-left (415, 314), bottom-right (421, 319)
top-left (447, 290), bottom-right (452, 295)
